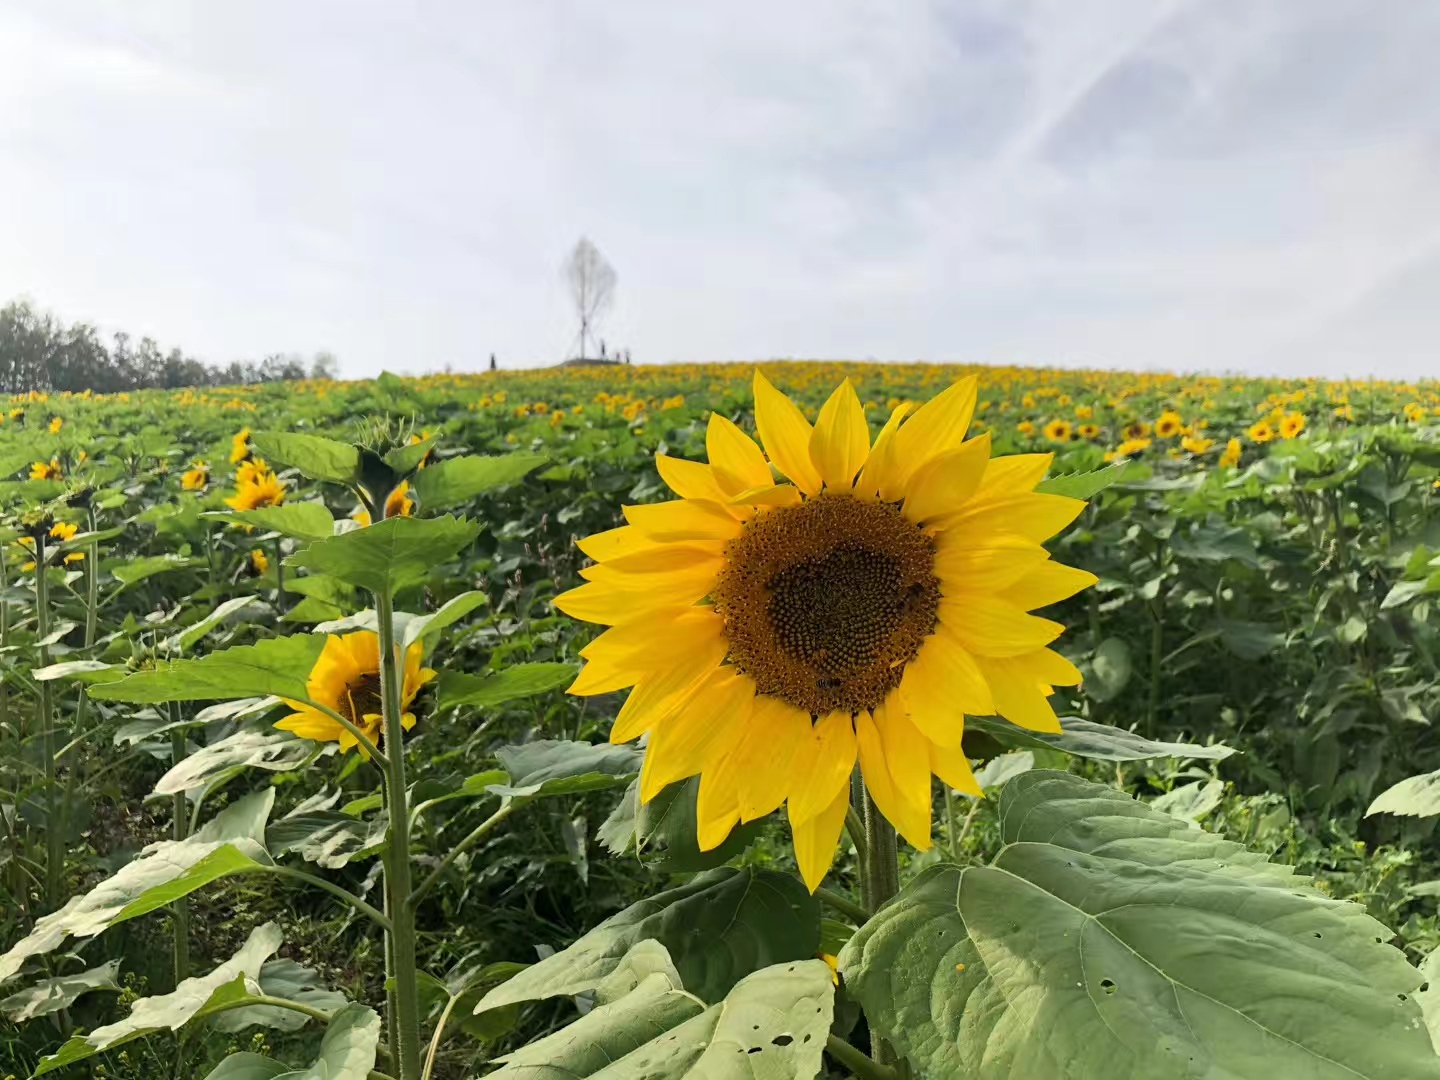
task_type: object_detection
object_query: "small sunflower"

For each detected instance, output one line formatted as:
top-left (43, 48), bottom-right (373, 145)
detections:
top-left (1016, 420), bottom-right (1036, 436)
top-left (48, 417), bottom-right (63, 434)
top-left (1219, 438), bottom-right (1242, 468)
top-left (30, 459), bottom-right (62, 481)
top-left (1121, 420), bottom-right (1151, 440)
top-left (1247, 420), bottom-right (1275, 444)
top-left (1042, 419), bottom-right (1072, 443)
top-left (249, 548), bottom-right (270, 575)
top-left (1076, 423), bottom-right (1101, 440)
top-left (226, 463), bottom-right (286, 511)
top-left (181, 463), bottom-right (210, 491)
top-left (1153, 411), bottom-right (1183, 439)
top-left (230, 428), bottom-right (253, 464)
top-left (555, 373), bottom-right (1096, 891)
top-left (276, 632), bottom-right (436, 756)
top-left (1180, 435), bottom-right (1214, 454)
top-left (1279, 412), bottom-right (1306, 440)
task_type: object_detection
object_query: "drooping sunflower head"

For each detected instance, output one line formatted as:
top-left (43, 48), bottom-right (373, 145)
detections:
top-left (352, 481), bottom-right (414, 527)
top-left (30, 459), bottom-right (62, 481)
top-left (275, 631), bottom-right (436, 757)
top-left (556, 373), bottom-right (1096, 891)
top-left (230, 428), bottom-right (252, 464)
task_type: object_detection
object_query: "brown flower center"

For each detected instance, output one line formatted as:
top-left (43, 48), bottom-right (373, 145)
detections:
top-left (339, 672), bottom-right (384, 724)
top-left (713, 495), bottom-right (939, 716)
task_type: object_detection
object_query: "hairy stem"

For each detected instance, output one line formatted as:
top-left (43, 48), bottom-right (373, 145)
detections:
top-left (409, 801), bottom-right (515, 909)
top-left (826, 1034), bottom-right (897, 1080)
top-left (814, 886), bottom-right (869, 925)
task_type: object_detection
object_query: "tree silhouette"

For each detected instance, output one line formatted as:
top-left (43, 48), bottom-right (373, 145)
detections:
top-left (563, 238), bottom-right (616, 360)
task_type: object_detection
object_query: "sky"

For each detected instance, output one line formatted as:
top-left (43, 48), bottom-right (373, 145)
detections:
top-left (3, 2), bottom-right (1440, 381)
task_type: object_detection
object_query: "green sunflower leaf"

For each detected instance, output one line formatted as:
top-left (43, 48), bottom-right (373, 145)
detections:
top-left (91, 634), bottom-right (326, 703)
top-left (164, 595), bottom-right (268, 654)
top-left (438, 663), bottom-right (577, 710)
top-left (474, 866), bottom-right (819, 1011)
top-left (152, 730), bottom-right (323, 797)
top-left (201, 1053), bottom-right (291, 1080)
top-left (965, 714), bottom-right (1235, 762)
top-left (1367, 769), bottom-right (1440, 818)
top-left (250, 432), bottom-right (362, 486)
top-left (204, 502), bottom-right (337, 541)
top-left (488, 738), bottom-right (643, 798)
top-left (284, 514), bottom-right (481, 598)
top-left (840, 771), bottom-right (1438, 1080)
top-left (0, 960), bottom-right (122, 1023)
top-left (410, 452), bottom-right (548, 510)
top-left (0, 790), bottom-right (274, 983)
top-left (1034, 460), bottom-right (1137, 499)
top-left (34, 924), bottom-right (283, 1075)
top-left (209, 958), bottom-right (349, 1033)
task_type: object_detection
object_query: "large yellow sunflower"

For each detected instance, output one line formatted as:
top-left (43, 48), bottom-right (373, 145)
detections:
top-left (276, 631), bottom-right (436, 756)
top-left (554, 373), bottom-right (1096, 891)
top-left (225, 463), bottom-right (286, 511)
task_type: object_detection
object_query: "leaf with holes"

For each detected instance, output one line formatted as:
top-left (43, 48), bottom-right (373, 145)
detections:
top-left (841, 771), bottom-right (1438, 1080)
top-left (475, 866), bottom-right (818, 1012)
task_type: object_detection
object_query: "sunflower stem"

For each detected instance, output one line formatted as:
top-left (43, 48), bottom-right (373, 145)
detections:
top-left (815, 886), bottom-right (869, 924)
top-left (33, 531), bottom-right (62, 911)
top-left (856, 778), bottom-right (902, 1071)
top-left (376, 589), bottom-right (423, 1080)
top-left (409, 800), bottom-right (515, 909)
top-left (169, 707), bottom-right (191, 988)
top-left (826, 1034), bottom-right (897, 1080)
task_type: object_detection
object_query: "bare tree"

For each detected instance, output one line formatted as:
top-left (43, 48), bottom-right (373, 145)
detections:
top-left (564, 237), bottom-right (617, 360)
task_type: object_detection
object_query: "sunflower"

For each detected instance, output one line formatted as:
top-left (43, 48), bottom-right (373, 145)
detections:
top-left (1180, 435), bottom-right (1214, 454)
top-left (1279, 412), bottom-right (1306, 440)
top-left (1076, 423), bottom-right (1101, 440)
top-left (1042, 419), bottom-right (1072, 443)
top-left (181, 463), bottom-right (210, 491)
top-left (30, 459), bottom-right (62, 481)
top-left (276, 631), bottom-right (436, 756)
top-left (1219, 437), bottom-right (1242, 468)
top-left (353, 482), bottom-right (414, 526)
top-left (20, 522), bottom-right (85, 571)
top-left (1121, 420), bottom-right (1151, 440)
top-left (555, 374), bottom-right (1096, 891)
top-left (230, 428), bottom-right (252, 464)
top-left (226, 463), bottom-right (286, 511)
top-left (249, 548), bottom-right (270, 575)
top-left (1247, 420), bottom-right (1275, 444)
top-left (1154, 411), bottom-right (1183, 439)
top-left (48, 417), bottom-right (63, 434)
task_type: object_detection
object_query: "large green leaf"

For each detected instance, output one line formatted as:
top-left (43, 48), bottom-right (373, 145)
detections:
top-left (598, 777), bottom-right (769, 872)
top-left (967, 715), bottom-right (1235, 762)
top-left (210, 958), bottom-right (348, 1033)
top-left (489, 739), bottom-right (644, 798)
top-left (203, 1054), bottom-right (291, 1080)
top-left (204, 502), bottom-right (337, 541)
top-left (841, 771), bottom-right (1438, 1080)
top-left (30, 659), bottom-right (125, 685)
top-left (250, 432), bottom-right (361, 486)
top-left (0, 790), bottom-right (274, 982)
top-left (111, 553), bottom-right (201, 587)
top-left (285, 514), bottom-right (481, 597)
top-left (163, 595), bottom-right (266, 654)
top-left (0, 960), bottom-right (121, 1022)
top-left (266, 811), bottom-right (388, 869)
top-left (1034, 460), bottom-right (1136, 499)
top-left (1367, 770), bottom-right (1440, 818)
top-left (278, 1003), bottom-right (381, 1079)
top-left (475, 867), bottom-right (818, 1011)
top-left (399, 589), bottom-right (488, 648)
top-left (91, 634), bottom-right (326, 703)
top-left (493, 956), bottom-right (833, 1080)
top-left (438, 663), bottom-right (578, 710)
top-left (34, 924), bottom-right (283, 1075)
top-left (410, 452), bottom-right (547, 510)
top-left (153, 729), bottom-right (321, 797)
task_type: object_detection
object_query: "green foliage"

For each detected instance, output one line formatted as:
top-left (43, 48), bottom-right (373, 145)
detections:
top-left (285, 514), bottom-right (481, 596)
top-left (410, 452), bottom-right (548, 509)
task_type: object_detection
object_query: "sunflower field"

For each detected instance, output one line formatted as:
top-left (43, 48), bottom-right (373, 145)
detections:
top-left (0, 360), bottom-right (1438, 1080)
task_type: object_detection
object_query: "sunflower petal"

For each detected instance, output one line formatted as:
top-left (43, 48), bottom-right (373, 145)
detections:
top-left (901, 434), bottom-right (991, 524)
top-left (1001, 561), bottom-right (1099, 611)
top-left (1019, 646), bottom-right (1085, 687)
top-left (787, 712), bottom-right (857, 826)
top-left (733, 697), bottom-right (811, 821)
top-left (939, 595), bottom-right (1065, 657)
top-left (930, 740), bottom-right (982, 797)
top-left (943, 492), bottom-right (1086, 544)
top-left (809, 378), bottom-right (869, 490)
top-left (978, 655), bottom-right (1063, 734)
top-left (753, 371), bottom-right (822, 495)
top-left (855, 708), bottom-right (932, 850)
top-left (655, 454), bottom-right (735, 506)
top-left (553, 581), bottom-right (691, 626)
top-left (696, 755), bottom-right (743, 851)
top-left (899, 628), bottom-right (993, 742)
top-left (580, 607), bottom-right (725, 666)
top-left (855, 402), bottom-right (912, 500)
top-left (887, 377), bottom-right (978, 496)
top-left (729, 483), bottom-right (802, 509)
top-left (623, 499), bottom-right (744, 542)
top-left (707, 413), bottom-right (773, 495)
top-left (610, 632), bottom-right (726, 743)
top-left (641, 668), bottom-right (754, 801)
top-left (576, 525), bottom-right (663, 562)
top-left (789, 779), bottom-right (851, 893)
top-left (974, 453), bottom-right (1054, 499)
top-left (932, 533), bottom-right (1051, 595)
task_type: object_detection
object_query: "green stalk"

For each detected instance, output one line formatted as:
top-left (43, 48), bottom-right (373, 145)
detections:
top-left (855, 777), bottom-right (901, 1070)
top-left (273, 537), bottom-right (286, 612)
top-left (376, 590), bottom-right (422, 1080)
top-left (169, 706), bottom-right (191, 988)
top-left (826, 1034), bottom-right (897, 1080)
top-left (33, 531), bottom-right (62, 910)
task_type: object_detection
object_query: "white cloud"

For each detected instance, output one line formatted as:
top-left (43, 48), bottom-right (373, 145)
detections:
top-left (1, 0), bottom-right (1437, 379)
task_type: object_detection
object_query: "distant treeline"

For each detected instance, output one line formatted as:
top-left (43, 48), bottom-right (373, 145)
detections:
top-left (0, 299), bottom-right (336, 394)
